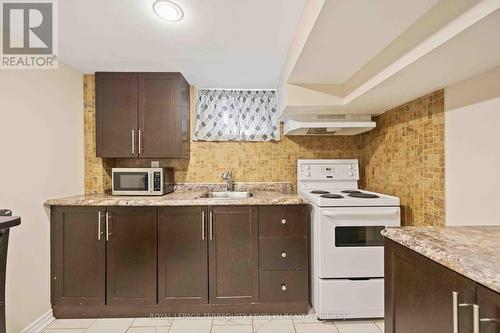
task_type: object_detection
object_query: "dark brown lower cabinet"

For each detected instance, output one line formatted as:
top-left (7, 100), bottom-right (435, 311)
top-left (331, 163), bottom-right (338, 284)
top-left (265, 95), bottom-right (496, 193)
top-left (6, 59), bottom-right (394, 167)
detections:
top-left (51, 204), bottom-right (309, 318)
top-left (477, 285), bottom-right (500, 333)
top-left (209, 206), bottom-right (259, 304)
top-left (158, 206), bottom-right (208, 305)
top-left (51, 206), bottom-right (106, 306)
top-left (385, 239), bottom-right (500, 333)
top-left (106, 207), bottom-right (157, 306)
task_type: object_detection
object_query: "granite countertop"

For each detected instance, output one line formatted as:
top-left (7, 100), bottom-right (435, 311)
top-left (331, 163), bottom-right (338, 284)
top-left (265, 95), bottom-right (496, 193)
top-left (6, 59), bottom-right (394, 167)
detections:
top-left (382, 226), bottom-right (500, 294)
top-left (44, 182), bottom-right (308, 207)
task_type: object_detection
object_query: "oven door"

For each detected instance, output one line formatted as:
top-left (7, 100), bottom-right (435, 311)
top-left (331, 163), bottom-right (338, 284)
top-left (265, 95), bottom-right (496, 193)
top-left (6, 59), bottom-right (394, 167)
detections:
top-left (112, 170), bottom-right (152, 195)
top-left (318, 206), bottom-right (400, 278)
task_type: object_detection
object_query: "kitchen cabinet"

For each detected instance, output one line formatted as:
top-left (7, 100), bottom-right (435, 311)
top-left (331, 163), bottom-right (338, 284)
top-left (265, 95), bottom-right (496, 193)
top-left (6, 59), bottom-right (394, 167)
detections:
top-left (385, 239), bottom-right (500, 333)
top-left (158, 206), bottom-right (208, 305)
top-left (51, 206), bottom-right (106, 306)
top-left (95, 73), bottom-right (138, 158)
top-left (106, 207), bottom-right (156, 306)
top-left (50, 204), bottom-right (309, 318)
top-left (209, 206), bottom-right (259, 304)
top-left (477, 285), bottom-right (500, 333)
top-left (96, 72), bottom-right (190, 159)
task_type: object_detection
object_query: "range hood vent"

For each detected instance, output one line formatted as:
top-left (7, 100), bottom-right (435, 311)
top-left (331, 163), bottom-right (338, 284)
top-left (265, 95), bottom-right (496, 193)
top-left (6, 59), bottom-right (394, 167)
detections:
top-left (283, 114), bottom-right (375, 136)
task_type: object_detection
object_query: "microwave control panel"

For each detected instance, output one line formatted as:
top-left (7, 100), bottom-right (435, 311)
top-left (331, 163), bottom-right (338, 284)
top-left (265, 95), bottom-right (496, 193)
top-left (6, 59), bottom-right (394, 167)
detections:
top-left (153, 172), bottom-right (162, 192)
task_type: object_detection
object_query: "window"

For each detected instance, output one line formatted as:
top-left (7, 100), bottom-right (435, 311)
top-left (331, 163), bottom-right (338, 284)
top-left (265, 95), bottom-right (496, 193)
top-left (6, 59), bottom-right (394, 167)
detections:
top-left (193, 89), bottom-right (279, 141)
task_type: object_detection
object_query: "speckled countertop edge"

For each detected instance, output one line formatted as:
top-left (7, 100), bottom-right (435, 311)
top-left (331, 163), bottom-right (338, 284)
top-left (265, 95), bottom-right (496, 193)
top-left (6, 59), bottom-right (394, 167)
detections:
top-left (383, 226), bottom-right (500, 294)
top-left (44, 183), bottom-right (307, 207)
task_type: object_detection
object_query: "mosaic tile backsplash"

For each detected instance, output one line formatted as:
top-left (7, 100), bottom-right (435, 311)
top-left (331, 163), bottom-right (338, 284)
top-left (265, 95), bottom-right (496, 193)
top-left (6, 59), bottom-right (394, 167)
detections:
top-left (361, 90), bottom-right (445, 226)
top-left (83, 74), bottom-right (444, 226)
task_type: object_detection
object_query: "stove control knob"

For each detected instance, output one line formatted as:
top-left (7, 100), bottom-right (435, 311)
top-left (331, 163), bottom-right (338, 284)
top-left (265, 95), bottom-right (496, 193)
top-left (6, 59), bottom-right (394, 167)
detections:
top-left (305, 165), bottom-right (311, 170)
top-left (306, 172), bottom-right (311, 177)
top-left (349, 172), bottom-right (354, 176)
top-left (281, 219), bottom-right (287, 225)
top-left (349, 165), bottom-right (353, 170)
top-left (281, 251), bottom-right (287, 258)
top-left (281, 284), bottom-right (287, 291)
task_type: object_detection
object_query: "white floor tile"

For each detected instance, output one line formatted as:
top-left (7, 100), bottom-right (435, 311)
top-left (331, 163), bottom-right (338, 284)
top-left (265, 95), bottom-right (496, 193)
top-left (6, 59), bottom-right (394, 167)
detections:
top-left (334, 321), bottom-right (381, 333)
top-left (132, 318), bottom-right (173, 327)
top-left (212, 325), bottom-right (253, 333)
top-left (213, 315), bottom-right (252, 326)
top-left (43, 328), bottom-right (85, 333)
top-left (253, 318), bottom-right (295, 333)
top-left (86, 318), bottom-right (135, 333)
top-left (126, 327), bottom-right (169, 333)
top-left (47, 318), bottom-right (96, 329)
top-left (295, 322), bottom-right (340, 333)
top-left (374, 320), bottom-right (384, 332)
top-left (292, 313), bottom-right (322, 324)
top-left (169, 317), bottom-right (212, 333)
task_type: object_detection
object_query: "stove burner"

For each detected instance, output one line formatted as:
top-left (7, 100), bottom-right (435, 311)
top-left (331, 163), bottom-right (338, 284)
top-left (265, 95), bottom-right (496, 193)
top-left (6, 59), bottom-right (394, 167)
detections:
top-left (320, 193), bottom-right (343, 199)
top-left (341, 190), bottom-right (362, 194)
top-left (348, 192), bottom-right (380, 199)
top-left (311, 190), bottom-right (330, 194)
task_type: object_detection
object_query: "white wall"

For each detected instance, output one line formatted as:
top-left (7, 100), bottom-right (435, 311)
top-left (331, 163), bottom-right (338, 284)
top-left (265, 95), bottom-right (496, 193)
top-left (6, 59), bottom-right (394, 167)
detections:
top-left (445, 65), bottom-right (500, 226)
top-left (0, 64), bottom-right (84, 332)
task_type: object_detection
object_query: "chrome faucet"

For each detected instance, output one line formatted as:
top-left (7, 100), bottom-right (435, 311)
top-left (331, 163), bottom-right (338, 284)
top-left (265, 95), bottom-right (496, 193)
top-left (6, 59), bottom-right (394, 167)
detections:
top-left (221, 171), bottom-right (234, 191)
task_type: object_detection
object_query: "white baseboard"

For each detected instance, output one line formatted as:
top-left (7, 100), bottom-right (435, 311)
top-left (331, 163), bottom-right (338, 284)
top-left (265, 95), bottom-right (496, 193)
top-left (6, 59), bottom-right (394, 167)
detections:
top-left (19, 310), bottom-right (55, 333)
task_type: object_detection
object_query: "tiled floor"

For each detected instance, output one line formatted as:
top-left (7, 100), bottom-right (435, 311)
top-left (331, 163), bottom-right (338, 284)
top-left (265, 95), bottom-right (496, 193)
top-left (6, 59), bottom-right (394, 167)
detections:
top-left (44, 312), bottom-right (385, 333)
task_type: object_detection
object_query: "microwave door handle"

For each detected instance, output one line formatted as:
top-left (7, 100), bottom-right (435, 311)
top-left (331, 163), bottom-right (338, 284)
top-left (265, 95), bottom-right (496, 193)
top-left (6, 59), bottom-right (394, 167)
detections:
top-left (149, 171), bottom-right (153, 194)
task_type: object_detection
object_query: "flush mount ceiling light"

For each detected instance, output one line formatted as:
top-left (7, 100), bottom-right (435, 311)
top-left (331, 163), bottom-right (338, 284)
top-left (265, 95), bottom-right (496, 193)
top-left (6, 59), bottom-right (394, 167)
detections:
top-left (153, 0), bottom-right (184, 22)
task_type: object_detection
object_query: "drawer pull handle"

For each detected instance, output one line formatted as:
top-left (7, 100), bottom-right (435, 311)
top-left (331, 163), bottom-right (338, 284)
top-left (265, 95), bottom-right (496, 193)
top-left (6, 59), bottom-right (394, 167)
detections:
top-left (281, 284), bottom-right (287, 291)
top-left (281, 219), bottom-right (287, 225)
top-left (281, 251), bottom-right (287, 258)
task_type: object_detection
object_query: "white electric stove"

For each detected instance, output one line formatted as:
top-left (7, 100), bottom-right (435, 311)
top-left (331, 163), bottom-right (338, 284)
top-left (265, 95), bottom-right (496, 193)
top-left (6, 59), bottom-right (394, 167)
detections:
top-left (297, 159), bottom-right (400, 320)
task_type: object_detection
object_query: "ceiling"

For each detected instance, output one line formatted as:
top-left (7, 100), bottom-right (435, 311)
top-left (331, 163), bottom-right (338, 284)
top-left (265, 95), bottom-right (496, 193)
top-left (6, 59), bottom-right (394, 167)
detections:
top-left (289, 0), bottom-right (440, 84)
top-left (59, 0), bottom-right (306, 88)
top-left (280, 0), bottom-right (500, 117)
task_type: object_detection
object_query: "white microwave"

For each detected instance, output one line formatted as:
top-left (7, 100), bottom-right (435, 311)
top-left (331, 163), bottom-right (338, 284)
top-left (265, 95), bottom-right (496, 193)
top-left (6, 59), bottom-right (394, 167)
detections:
top-left (111, 168), bottom-right (174, 196)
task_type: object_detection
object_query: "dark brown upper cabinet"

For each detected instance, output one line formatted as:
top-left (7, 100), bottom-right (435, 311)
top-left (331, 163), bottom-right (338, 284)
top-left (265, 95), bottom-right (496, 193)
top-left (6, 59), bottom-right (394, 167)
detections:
top-left (96, 72), bottom-right (190, 159)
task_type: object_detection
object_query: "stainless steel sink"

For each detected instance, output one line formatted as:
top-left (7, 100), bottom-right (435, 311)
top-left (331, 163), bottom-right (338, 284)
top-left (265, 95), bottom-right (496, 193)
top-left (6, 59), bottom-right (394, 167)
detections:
top-left (198, 191), bottom-right (255, 199)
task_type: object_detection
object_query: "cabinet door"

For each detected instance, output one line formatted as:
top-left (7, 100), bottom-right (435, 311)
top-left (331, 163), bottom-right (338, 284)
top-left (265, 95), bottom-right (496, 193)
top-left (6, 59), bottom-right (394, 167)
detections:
top-left (96, 72), bottom-right (138, 158)
top-left (209, 206), bottom-right (258, 304)
top-left (138, 73), bottom-right (187, 158)
top-left (51, 207), bottom-right (105, 306)
top-left (106, 207), bottom-right (156, 305)
top-left (385, 239), bottom-right (476, 333)
top-left (158, 207), bottom-right (208, 305)
top-left (477, 285), bottom-right (500, 333)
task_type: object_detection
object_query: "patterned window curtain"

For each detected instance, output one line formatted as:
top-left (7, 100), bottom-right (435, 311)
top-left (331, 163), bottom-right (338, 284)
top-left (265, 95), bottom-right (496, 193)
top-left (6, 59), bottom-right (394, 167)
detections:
top-left (193, 89), bottom-right (280, 141)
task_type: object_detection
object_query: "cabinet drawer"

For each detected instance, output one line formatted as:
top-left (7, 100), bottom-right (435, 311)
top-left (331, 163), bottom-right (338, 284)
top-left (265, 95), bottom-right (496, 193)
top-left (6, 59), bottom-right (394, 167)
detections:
top-left (259, 238), bottom-right (308, 270)
top-left (260, 271), bottom-right (308, 303)
top-left (259, 205), bottom-right (308, 237)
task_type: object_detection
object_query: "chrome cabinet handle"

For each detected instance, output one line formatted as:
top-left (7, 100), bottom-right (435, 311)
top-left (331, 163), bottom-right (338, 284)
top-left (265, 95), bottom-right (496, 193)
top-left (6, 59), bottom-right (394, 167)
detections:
top-left (138, 130), bottom-right (142, 154)
top-left (281, 284), bottom-right (287, 291)
top-left (98, 212), bottom-right (102, 240)
top-left (209, 211), bottom-right (213, 240)
top-left (281, 219), bottom-right (286, 225)
top-left (131, 130), bottom-right (135, 155)
top-left (201, 211), bottom-right (205, 240)
top-left (105, 212), bottom-right (111, 241)
top-left (480, 317), bottom-right (500, 330)
top-left (453, 291), bottom-right (480, 333)
top-left (281, 251), bottom-right (287, 258)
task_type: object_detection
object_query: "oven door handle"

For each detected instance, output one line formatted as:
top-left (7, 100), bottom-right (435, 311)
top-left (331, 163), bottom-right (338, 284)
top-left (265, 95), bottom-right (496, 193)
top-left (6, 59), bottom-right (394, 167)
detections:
top-left (322, 210), bottom-right (400, 218)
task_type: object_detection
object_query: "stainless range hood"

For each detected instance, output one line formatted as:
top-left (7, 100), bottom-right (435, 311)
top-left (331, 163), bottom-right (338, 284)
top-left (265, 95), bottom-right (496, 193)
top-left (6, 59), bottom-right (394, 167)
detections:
top-left (283, 114), bottom-right (376, 136)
